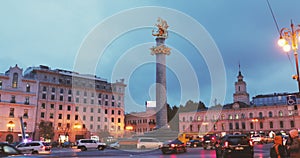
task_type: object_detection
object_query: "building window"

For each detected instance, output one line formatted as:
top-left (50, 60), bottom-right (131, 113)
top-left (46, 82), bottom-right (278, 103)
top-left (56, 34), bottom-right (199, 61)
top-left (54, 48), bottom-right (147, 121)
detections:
top-left (291, 120), bottom-right (295, 128)
top-left (26, 84), bottom-right (30, 92)
top-left (279, 111), bottom-right (283, 117)
top-left (98, 109), bottom-right (101, 113)
top-left (68, 96), bottom-right (71, 102)
top-left (228, 115), bottom-right (232, 120)
top-left (83, 98), bottom-right (87, 103)
top-left (259, 122), bottom-right (263, 129)
top-left (42, 93), bottom-right (46, 99)
top-left (221, 114), bottom-right (225, 120)
top-left (235, 114), bottom-right (239, 119)
top-left (105, 101), bottom-right (108, 106)
top-left (235, 122), bottom-right (239, 129)
top-left (82, 124), bottom-right (86, 129)
top-left (118, 118), bottom-right (121, 123)
top-left (242, 122), bottom-right (246, 129)
top-left (250, 122), bottom-right (253, 129)
top-left (67, 106), bottom-right (71, 111)
top-left (112, 110), bottom-right (114, 115)
top-left (23, 122), bottom-right (27, 130)
top-left (91, 108), bottom-right (94, 113)
top-left (241, 113), bottom-right (245, 119)
top-left (229, 123), bottom-right (233, 130)
top-left (91, 99), bottom-right (94, 104)
top-left (118, 110), bottom-right (121, 115)
top-left (68, 89), bottom-right (72, 94)
top-left (98, 117), bottom-right (101, 122)
top-left (269, 111), bottom-right (273, 117)
top-left (259, 112), bottom-right (263, 119)
top-left (23, 109), bottom-right (28, 118)
top-left (270, 121), bottom-right (273, 128)
top-left (83, 115), bottom-right (86, 121)
top-left (182, 117), bottom-right (185, 122)
top-left (51, 94), bottom-right (55, 100)
top-left (40, 112), bottom-right (44, 118)
top-left (84, 91), bottom-right (87, 96)
top-left (98, 93), bottom-right (102, 98)
top-left (75, 115), bottom-right (78, 120)
top-left (222, 123), bottom-right (225, 130)
top-left (249, 113), bottom-right (253, 118)
top-left (9, 108), bottom-right (14, 117)
top-left (59, 105), bottom-right (63, 110)
top-left (83, 107), bottom-right (86, 112)
top-left (58, 114), bottom-right (62, 119)
top-left (0, 80), bottom-right (2, 89)
top-left (12, 73), bottom-right (18, 88)
top-left (24, 97), bottom-right (29, 105)
top-left (190, 124), bottom-right (193, 132)
top-left (50, 113), bottom-right (54, 119)
top-left (58, 123), bottom-right (62, 128)
top-left (76, 91), bottom-right (80, 96)
top-left (112, 102), bottom-right (115, 106)
top-left (60, 88), bottom-right (64, 94)
top-left (105, 109), bottom-right (108, 114)
top-left (50, 104), bottom-right (54, 109)
top-left (213, 124), bottom-right (217, 130)
top-left (67, 114), bottom-right (70, 120)
top-left (105, 117), bottom-right (107, 122)
top-left (76, 97), bottom-right (79, 103)
top-left (10, 95), bottom-right (16, 103)
top-left (43, 86), bottom-right (47, 91)
top-left (280, 121), bottom-right (284, 128)
top-left (90, 116), bottom-right (93, 121)
top-left (59, 96), bottom-right (63, 101)
top-left (90, 124), bottom-right (93, 130)
top-left (75, 106), bottom-right (78, 112)
top-left (41, 103), bottom-right (45, 109)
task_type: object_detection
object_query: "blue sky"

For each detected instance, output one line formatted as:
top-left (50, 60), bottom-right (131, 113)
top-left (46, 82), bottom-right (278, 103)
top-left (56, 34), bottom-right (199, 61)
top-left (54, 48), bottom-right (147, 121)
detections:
top-left (1, 0), bottom-right (300, 112)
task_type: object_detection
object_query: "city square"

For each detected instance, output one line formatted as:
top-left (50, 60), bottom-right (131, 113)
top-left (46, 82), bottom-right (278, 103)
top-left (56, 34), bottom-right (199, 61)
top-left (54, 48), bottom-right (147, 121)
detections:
top-left (1, 1), bottom-right (300, 158)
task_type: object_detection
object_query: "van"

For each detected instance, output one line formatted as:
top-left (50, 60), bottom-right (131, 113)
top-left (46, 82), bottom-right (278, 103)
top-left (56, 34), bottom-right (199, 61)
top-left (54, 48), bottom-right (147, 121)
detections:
top-left (136, 137), bottom-right (163, 149)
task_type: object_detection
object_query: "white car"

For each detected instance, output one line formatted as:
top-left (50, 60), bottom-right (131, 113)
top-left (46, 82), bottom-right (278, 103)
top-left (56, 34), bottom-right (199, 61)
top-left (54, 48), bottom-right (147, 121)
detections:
top-left (16, 141), bottom-right (51, 154)
top-left (136, 137), bottom-right (163, 149)
top-left (76, 139), bottom-right (106, 151)
top-left (109, 141), bottom-right (120, 149)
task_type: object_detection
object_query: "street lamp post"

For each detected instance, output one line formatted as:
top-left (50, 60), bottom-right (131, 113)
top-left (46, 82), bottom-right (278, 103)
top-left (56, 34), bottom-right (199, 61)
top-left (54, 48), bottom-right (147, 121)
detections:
top-left (251, 118), bottom-right (258, 133)
top-left (278, 20), bottom-right (300, 94)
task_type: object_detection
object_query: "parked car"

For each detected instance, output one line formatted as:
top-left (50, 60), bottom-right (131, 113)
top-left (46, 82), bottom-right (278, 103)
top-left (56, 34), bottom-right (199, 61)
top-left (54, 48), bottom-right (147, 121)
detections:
top-left (161, 139), bottom-right (187, 154)
top-left (215, 134), bottom-right (254, 158)
top-left (16, 141), bottom-right (51, 154)
top-left (0, 142), bottom-right (24, 157)
top-left (186, 139), bottom-right (202, 148)
top-left (76, 139), bottom-right (106, 151)
top-left (202, 134), bottom-right (218, 149)
top-left (136, 137), bottom-right (163, 150)
top-left (109, 141), bottom-right (120, 149)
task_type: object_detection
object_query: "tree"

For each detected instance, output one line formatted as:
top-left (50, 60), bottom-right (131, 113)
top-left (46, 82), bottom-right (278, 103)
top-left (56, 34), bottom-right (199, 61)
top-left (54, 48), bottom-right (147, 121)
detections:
top-left (38, 121), bottom-right (54, 140)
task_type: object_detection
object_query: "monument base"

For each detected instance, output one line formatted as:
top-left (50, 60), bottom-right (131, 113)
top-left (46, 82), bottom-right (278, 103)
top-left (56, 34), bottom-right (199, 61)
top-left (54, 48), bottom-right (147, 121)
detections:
top-left (135, 127), bottom-right (179, 142)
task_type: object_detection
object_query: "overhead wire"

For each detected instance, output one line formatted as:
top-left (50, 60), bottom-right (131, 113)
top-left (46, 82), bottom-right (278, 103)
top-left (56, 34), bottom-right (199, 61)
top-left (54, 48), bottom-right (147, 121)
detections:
top-left (266, 0), bottom-right (294, 70)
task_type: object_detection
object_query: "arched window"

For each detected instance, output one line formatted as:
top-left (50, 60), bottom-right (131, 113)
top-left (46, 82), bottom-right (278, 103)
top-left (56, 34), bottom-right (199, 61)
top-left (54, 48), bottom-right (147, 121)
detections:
top-left (235, 114), bottom-right (239, 119)
top-left (268, 111), bottom-right (273, 117)
top-left (259, 112), bottom-right (263, 119)
top-left (249, 113), bottom-right (253, 118)
top-left (228, 114), bottom-right (233, 120)
top-left (26, 84), bottom-right (30, 92)
top-left (241, 113), bottom-right (245, 119)
top-left (12, 73), bottom-right (18, 88)
top-left (221, 114), bottom-right (225, 120)
top-left (279, 111), bottom-right (283, 117)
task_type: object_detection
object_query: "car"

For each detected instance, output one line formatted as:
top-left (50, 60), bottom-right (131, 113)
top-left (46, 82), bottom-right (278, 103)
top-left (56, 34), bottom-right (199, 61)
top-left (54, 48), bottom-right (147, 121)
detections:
top-left (16, 141), bottom-right (51, 154)
top-left (161, 139), bottom-right (187, 154)
top-left (215, 134), bottom-right (254, 158)
top-left (202, 134), bottom-right (218, 149)
top-left (136, 137), bottom-right (163, 150)
top-left (76, 139), bottom-right (106, 151)
top-left (0, 142), bottom-right (24, 157)
top-left (109, 141), bottom-right (120, 149)
top-left (250, 134), bottom-right (263, 144)
top-left (186, 139), bottom-right (202, 148)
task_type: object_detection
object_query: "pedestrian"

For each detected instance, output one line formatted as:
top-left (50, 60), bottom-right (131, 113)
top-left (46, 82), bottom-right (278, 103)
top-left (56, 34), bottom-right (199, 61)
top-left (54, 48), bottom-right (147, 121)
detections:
top-left (270, 135), bottom-right (287, 158)
top-left (286, 129), bottom-right (300, 158)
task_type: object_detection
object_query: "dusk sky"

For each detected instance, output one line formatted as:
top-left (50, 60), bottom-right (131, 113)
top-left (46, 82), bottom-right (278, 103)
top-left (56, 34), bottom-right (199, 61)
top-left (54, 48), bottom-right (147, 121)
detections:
top-left (1, 0), bottom-right (300, 112)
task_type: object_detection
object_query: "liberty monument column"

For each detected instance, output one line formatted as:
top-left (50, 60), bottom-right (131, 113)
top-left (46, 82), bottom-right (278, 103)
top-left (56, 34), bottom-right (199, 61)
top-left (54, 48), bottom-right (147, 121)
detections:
top-left (150, 18), bottom-right (171, 129)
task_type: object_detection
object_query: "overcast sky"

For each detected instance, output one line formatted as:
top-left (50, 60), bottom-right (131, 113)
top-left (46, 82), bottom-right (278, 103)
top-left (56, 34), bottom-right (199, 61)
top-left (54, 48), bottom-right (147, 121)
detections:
top-left (1, 0), bottom-right (300, 112)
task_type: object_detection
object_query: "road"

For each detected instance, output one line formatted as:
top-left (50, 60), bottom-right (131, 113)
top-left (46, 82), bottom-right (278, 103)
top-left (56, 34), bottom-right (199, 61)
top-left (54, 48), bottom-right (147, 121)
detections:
top-left (25, 143), bottom-right (273, 158)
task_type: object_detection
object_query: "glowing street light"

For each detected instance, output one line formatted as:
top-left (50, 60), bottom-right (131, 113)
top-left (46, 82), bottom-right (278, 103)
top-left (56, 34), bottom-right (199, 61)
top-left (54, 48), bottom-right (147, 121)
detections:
top-left (278, 20), bottom-right (300, 93)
